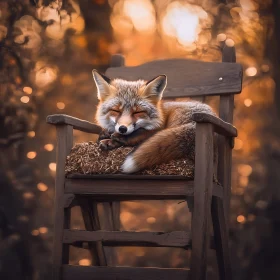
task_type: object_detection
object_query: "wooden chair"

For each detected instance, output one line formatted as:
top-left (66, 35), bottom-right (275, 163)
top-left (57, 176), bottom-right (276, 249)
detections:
top-left (47, 45), bottom-right (243, 280)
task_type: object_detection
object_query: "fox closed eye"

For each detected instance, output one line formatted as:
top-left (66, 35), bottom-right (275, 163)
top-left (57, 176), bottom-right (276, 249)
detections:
top-left (110, 109), bottom-right (120, 113)
top-left (133, 111), bottom-right (146, 115)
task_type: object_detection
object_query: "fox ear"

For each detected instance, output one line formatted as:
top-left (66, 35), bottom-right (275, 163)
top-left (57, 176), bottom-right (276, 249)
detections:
top-left (92, 70), bottom-right (112, 100)
top-left (142, 75), bottom-right (167, 102)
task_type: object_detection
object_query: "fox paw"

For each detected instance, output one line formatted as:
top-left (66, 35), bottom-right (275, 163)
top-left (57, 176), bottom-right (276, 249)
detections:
top-left (99, 139), bottom-right (120, 151)
top-left (121, 155), bottom-right (139, 173)
top-left (97, 129), bottom-right (111, 143)
top-left (111, 132), bottom-right (127, 145)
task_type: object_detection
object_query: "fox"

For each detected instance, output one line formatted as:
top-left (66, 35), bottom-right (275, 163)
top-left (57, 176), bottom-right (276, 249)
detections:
top-left (92, 70), bottom-right (216, 174)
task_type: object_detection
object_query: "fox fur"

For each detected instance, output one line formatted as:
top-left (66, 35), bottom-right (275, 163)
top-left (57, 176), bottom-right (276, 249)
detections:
top-left (92, 70), bottom-right (216, 173)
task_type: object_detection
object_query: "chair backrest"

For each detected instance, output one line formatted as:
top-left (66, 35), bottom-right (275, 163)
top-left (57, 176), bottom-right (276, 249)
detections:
top-left (106, 58), bottom-right (242, 99)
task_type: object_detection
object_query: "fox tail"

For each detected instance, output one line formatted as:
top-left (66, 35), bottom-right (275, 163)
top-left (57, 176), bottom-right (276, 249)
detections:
top-left (121, 123), bottom-right (196, 173)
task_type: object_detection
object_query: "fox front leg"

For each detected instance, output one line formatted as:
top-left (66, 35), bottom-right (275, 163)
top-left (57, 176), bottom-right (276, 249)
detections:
top-left (111, 128), bottom-right (158, 147)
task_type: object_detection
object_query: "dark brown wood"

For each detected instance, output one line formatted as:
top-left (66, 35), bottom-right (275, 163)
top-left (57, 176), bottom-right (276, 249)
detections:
top-left (64, 178), bottom-right (223, 199)
top-left (190, 123), bottom-right (214, 280)
top-left (64, 194), bottom-right (76, 208)
top-left (212, 197), bottom-right (232, 280)
top-left (78, 197), bottom-right (107, 266)
top-left (218, 45), bottom-right (239, 225)
top-left (47, 114), bottom-right (102, 134)
top-left (192, 112), bottom-right (237, 137)
top-left (62, 265), bottom-right (190, 280)
top-left (52, 125), bottom-right (73, 280)
top-left (67, 174), bottom-right (192, 180)
top-left (63, 230), bottom-right (191, 249)
top-left (110, 54), bottom-right (125, 67)
top-left (106, 58), bottom-right (242, 98)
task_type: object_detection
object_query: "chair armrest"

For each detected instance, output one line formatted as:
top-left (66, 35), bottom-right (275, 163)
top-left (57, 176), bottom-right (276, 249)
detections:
top-left (192, 113), bottom-right (237, 137)
top-left (46, 114), bottom-right (102, 134)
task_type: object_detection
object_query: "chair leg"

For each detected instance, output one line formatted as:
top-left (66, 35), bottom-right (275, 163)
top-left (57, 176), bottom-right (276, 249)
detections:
top-left (79, 197), bottom-right (107, 266)
top-left (211, 197), bottom-right (232, 280)
top-left (102, 202), bottom-right (120, 266)
top-left (190, 123), bottom-right (214, 280)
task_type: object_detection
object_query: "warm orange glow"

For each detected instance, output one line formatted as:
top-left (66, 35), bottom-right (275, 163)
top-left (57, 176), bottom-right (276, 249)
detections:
top-left (31, 229), bottom-right (39, 236)
top-left (57, 102), bottom-right (65, 109)
top-left (217, 33), bottom-right (227, 41)
top-left (146, 217), bottom-right (156, 224)
top-left (239, 176), bottom-right (249, 187)
top-left (49, 162), bottom-right (56, 171)
top-left (162, 2), bottom-right (207, 46)
top-left (245, 67), bottom-right (257, 77)
top-left (23, 192), bottom-right (34, 199)
top-left (261, 64), bottom-right (270, 72)
top-left (39, 227), bottom-right (48, 234)
top-left (23, 86), bottom-right (33, 94)
top-left (37, 183), bottom-right (48, 192)
top-left (20, 96), bottom-right (30, 103)
top-left (34, 63), bottom-right (58, 88)
top-left (27, 151), bottom-right (37, 159)
top-left (237, 164), bottom-right (253, 176)
top-left (44, 144), bottom-right (54, 151)
top-left (123, 0), bottom-right (156, 32)
top-left (225, 38), bottom-right (235, 47)
top-left (79, 259), bottom-right (91, 266)
top-left (28, 131), bottom-right (35, 138)
top-left (244, 99), bottom-right (252, 107)
top-left (234, 139), bottom-right (243, 150)
top-left (237, 215), bottom-right (246, 223)
top-left (61, 74), bottom-right (73, 85)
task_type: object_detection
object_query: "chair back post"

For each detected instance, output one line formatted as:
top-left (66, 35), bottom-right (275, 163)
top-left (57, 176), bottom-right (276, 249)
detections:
top-left (52, 125), bottom-right (73, 280)
top-left (218, 44), bottom-right (237, 226)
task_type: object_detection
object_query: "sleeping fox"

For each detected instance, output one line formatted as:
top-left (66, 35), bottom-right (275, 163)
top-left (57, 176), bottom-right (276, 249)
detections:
top-left (92, 70), bottom-right (216, 174)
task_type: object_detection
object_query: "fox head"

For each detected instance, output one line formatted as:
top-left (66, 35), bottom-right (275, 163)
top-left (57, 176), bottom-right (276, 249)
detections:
top-left (92, 70), bottom-right (167, 135)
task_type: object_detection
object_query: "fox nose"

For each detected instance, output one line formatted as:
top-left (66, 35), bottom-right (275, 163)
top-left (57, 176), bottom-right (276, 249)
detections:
top-left (119, 125), bottom-right (127, 134)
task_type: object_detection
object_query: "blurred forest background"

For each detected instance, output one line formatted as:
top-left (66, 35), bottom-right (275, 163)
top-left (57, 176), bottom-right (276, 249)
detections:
top-left (0, 0), bottom-right (280, 279)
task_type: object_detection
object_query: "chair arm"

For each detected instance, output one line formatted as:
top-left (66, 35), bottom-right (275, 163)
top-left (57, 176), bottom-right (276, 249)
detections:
top-left (46, 114), bottom-right (102, 134)
top-left (192, 113), bottom-right (237, 137)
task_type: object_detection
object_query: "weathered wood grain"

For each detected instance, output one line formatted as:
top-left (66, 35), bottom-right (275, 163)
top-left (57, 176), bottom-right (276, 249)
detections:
top-left (212, 197), bottom-right (232, 280)
top-left (192, 112), bottom-right (237, 137)
top-left (64, 178), bottom-right (223, 199)
top-left (191, 123), bottom-right (214, 280)
top-left (63, 230), bottom-right (191, 249)
top-left (47, 114), bottom-right (102, 134)
top-left (106, 58), bottom-right (242, 98)
top-left (77, 197), bottom-right (107, 266)
top-left (218, 45), bottom-right (239, 225)
top-left (52, 125), bottom-right (73, 280)
top-left (62, 265), bottom-right (190, 280)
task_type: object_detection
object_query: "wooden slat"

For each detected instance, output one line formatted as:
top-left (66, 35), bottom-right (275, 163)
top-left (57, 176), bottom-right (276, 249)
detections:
top-left (47, 114), bottom-right (102, 134)
top-left (63, 230), bottom-right (191, 249)
top-left (191, 123), bottom-right (214, 280)
top-left (67, 174), bottom-right (192, 180)
top-left (192, 112), bottom-right (237, 137)
top-left (62, 265), bottom-right (189, 280)
top-left (64, 178), bottom-right (223, 200)
top-left (106, 58), bottom-right (242, 98)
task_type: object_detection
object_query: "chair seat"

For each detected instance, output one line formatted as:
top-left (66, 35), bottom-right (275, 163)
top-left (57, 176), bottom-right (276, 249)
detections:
top-left (64, 174), bottom-right (223, 201)
top-left (65, 142), bottom-right (195, 178)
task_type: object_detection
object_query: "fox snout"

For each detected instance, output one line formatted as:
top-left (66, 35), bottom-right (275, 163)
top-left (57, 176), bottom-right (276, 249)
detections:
top-left (115, 115), bottom-right (134, 135)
